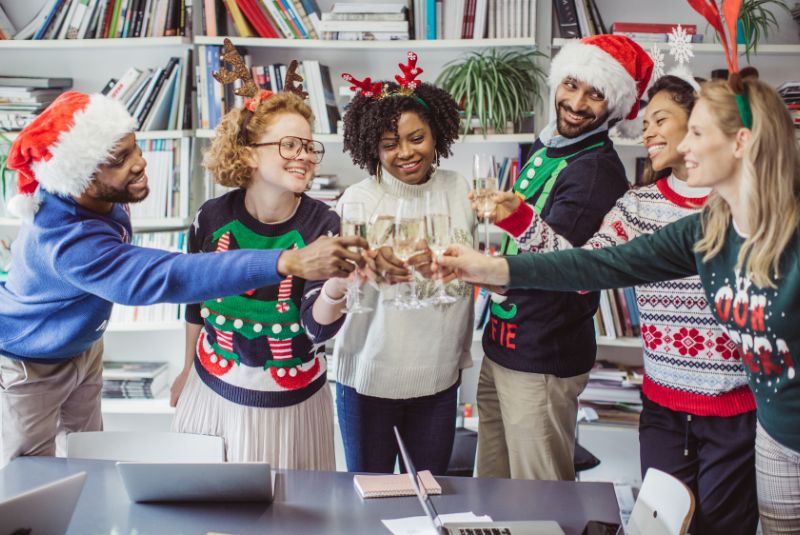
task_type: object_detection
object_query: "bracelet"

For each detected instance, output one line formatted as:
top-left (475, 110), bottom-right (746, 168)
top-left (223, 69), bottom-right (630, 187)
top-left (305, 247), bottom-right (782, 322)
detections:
top-left (320, 281), bottom-right (347, 305)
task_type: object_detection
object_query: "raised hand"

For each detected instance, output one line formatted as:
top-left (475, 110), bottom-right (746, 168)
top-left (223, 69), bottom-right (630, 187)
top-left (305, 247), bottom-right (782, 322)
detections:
top-left (467, 190), bottom-right (521, 223)
top-left (277, 235), bottom-right (367, 280)
top-left (435, 243), bottom-right (510, 287)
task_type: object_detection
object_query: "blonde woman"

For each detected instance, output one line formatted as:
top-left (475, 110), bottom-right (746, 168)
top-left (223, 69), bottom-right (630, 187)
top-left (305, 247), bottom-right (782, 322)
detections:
top-left (439, 69), bottom-right (800, 533)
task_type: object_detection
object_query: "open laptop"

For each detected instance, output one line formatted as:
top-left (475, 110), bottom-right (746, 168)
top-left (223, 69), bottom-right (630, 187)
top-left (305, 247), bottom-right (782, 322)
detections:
top-left (393, 427), bottom-right (565, 535)
top-left (0, 471), bottom-right (86, 535)
top-left (116, 462), bottom-right (274, 503)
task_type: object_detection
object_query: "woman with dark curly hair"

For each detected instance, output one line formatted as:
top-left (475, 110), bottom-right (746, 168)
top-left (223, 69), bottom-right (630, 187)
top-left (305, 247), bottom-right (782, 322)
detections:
top-left (170, 81), bottom-right (362, 468)
top-left (333, 54), bottom-right (477, 475)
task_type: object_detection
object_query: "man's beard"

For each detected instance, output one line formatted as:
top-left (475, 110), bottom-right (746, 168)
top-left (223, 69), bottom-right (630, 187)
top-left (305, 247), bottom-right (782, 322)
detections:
top-left (92, 181), bottom-right (149, 204)
top-left (555, 103), bottom-right (609, 138)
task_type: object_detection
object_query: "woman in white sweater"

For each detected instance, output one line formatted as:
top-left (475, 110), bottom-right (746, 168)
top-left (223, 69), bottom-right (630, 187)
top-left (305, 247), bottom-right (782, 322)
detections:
top-left (334, 63), bottom-right (476, 474)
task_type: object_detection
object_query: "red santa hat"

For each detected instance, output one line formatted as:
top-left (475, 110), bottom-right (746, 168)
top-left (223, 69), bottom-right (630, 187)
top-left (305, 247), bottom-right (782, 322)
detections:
top-left (549, 35), bottom-right (654, 125)
top-left (6, 91), bottom-right (136, 221)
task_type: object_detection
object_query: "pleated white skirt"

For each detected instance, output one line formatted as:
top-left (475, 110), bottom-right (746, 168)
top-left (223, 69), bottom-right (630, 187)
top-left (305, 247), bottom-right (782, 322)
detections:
top-left (171, 365), bottom-right (335, 469)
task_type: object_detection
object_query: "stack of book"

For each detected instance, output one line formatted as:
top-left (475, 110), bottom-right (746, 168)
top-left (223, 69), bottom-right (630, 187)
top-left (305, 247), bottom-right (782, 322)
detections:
top-left (579, 359), bottom-right (643, 424)
top-left (102, 360), bottom-right (170, 399)
top-left (778, 81), bottom-right (800, 128)
top-left (306, 174), bottom-right (342, 207)
top-left (198, 47), bottom-right (340, 134)
top-left (595, 287), bottom-right (640, 339)
top-left (207, 0), bottom-right (322, 38)
top-left (321, 2), bottom-right (409, 41)
top-left (11, 0), bottom-right (191, 40)
top-left (0, 76), bottom-right (72, 131)
top-left (610, 22), bottom-right (703, 43)
top-left (100, 52), bottom-right (193, 131)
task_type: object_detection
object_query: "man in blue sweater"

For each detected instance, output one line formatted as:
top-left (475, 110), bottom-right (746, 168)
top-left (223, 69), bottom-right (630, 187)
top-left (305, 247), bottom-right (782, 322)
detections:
top-left (476, 35), bottom-right (653, 481)
top-left (0, 92), bottom-right (365, 465)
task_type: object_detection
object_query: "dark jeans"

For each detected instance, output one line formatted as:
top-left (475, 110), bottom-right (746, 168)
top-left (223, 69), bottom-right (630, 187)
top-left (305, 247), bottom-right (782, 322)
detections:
top-left (639, 394), bottom-right (758, 535)
top-left (336, 380), bottom-right (459, 475)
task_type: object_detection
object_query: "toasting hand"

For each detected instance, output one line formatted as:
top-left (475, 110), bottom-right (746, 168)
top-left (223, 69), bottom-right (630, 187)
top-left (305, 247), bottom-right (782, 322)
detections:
top-left (277, 235), bottom-right (367, 280)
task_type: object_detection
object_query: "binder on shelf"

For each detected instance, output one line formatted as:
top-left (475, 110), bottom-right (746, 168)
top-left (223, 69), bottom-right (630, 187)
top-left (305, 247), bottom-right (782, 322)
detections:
top-left (553, 0), bottom-right (579, 38)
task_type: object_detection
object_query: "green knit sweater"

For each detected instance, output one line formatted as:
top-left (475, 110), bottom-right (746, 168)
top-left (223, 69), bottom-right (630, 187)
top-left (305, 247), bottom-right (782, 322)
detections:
top-left (506, 213), bottom-right (800, 452)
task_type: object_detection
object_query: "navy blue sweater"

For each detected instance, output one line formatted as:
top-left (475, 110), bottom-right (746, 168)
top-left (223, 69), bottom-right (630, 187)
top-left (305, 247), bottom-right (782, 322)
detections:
top-left (483, 131), bottom-right (628, 377)
top-left (0, 190), bottom-right (283, 362)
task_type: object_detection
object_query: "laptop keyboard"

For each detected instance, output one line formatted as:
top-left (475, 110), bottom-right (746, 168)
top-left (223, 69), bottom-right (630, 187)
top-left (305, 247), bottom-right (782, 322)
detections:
top-left (456, 528), bottom-right (512, 535)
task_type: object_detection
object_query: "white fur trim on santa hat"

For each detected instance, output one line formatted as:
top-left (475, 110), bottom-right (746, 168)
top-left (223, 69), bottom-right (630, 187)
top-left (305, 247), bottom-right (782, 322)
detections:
top-left (31, 94), bottom-right (136, 198)
top-left (6, 193), bottom-right (41, 223)
top-left (549, 40), bottom-right (638, 122)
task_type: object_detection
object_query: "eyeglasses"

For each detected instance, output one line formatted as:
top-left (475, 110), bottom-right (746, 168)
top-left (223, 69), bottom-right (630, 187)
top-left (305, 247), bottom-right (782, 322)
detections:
top-left (251, 136), bottom-right (325, 164)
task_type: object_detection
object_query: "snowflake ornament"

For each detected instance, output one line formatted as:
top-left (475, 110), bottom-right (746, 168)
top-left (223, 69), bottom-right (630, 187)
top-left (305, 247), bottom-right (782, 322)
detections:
top-left (668, 25), bottom-right (694, 65)
top-left (649, 44), bottom-right (666, 80)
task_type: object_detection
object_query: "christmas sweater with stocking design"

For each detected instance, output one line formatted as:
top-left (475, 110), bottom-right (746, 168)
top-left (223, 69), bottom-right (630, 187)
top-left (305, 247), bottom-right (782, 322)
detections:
top-left (483, 131), bottom-right (629, 378)
top-left (0, 189), bottom-right (283, 363)
top-left (185, 190), bottom-right (344, 407)
top-left (496, 175), bottom-right (755, 416)
top-left (506, 214), bottom-right (800, 452)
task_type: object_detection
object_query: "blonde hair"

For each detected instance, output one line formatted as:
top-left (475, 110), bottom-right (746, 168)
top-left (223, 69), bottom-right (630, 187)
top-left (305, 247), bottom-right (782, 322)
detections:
top-left (694, 73), bottom-right (800, 288)
top-left (203, 92), bottom-right (314, 188)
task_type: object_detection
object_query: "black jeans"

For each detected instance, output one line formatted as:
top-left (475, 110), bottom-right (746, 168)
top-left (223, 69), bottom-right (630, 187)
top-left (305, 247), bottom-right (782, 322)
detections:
top-left (639, 394), bottom-right (758, 535)
top-left (336, 380), bottom-right (459, 475)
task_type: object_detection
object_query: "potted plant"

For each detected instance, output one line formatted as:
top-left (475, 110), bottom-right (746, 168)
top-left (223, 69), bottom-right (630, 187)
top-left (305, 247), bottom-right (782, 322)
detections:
top-left (435, 48), bottom-right (546, 136)
top-left (736, 0), bottom-right (791, 59)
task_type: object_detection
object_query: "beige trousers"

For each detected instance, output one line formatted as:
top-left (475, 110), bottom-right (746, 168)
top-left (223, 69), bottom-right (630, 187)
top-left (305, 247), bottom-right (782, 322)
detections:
top-left (0, 339), bottom-right (104, 467)
top-left (476, 357), bottom-right (589, 481)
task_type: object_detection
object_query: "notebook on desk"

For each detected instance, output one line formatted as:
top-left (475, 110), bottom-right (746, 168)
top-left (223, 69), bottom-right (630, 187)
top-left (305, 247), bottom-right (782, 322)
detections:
top-left (116, 462), bottom-right (274, 503)
top-left (354, 470), bottom-right (442, 498)
top-left (393, 426), bottom-right (565, 535)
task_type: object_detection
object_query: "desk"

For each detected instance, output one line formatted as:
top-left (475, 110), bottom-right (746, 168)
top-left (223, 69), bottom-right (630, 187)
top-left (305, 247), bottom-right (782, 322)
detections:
top-left (0, 457), bottom-right (621, 535)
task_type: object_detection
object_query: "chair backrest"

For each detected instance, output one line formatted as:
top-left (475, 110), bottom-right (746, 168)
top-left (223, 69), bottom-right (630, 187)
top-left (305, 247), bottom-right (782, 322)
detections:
top-left (627, 468), bottom-right (695, 535)
top-left (66, 431), bottom-right (225, 462)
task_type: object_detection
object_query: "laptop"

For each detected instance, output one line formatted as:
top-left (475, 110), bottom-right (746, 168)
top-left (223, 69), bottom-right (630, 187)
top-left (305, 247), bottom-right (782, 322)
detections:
top-left (116, 462), bottom-right (274, 503)
top-left (393, 427), bottom-right (565, 535)
top-left (0, 471), bottom-right (86, 535)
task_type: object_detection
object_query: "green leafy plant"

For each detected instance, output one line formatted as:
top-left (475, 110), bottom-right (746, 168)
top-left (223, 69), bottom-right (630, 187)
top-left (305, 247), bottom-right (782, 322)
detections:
top-left (435, 48), bottom-right (546, 136)
top-left (736, 0), bottom-right (791, 60)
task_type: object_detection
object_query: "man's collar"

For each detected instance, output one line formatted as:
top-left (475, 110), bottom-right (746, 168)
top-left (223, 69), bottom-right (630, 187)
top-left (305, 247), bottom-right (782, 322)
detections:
top-left (538, 117), bottom-right (611, 149)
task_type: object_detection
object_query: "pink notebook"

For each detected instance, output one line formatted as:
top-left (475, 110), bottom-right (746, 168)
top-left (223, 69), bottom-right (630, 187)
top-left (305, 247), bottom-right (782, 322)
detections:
top-left (353, 470), bottom-right (442, 499)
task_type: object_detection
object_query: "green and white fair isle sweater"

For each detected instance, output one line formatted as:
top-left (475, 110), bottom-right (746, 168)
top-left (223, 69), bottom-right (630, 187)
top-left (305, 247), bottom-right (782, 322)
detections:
top-left (505, 213), bottom-right (799, 452)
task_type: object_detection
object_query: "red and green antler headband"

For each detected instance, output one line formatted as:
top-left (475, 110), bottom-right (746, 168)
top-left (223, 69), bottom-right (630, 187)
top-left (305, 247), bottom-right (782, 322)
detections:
top-left (341, 51), bottom-right (429, 109)
top-left (686, 0), bottom-right (753, 128)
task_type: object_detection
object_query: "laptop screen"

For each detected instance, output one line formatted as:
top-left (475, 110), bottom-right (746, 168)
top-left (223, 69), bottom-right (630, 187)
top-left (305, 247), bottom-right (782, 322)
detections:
top-left (393, 426), bottom-right (444, 532)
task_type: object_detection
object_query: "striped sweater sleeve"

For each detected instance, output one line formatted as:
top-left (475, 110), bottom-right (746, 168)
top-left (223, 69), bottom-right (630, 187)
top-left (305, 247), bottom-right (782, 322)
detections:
top-left (496, 189), bottom-right (642, 253)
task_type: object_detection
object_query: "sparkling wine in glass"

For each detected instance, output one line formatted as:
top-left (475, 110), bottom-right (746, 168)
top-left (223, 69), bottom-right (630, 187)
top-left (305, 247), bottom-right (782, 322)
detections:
top-left (425, 191), bottom-right (458, 305)
top-left (473, 153), bottom-right (498, 256)
top-left (340, 202), bottom-right (372, 314)
top-left (393, 197), bottom-right (427, 309)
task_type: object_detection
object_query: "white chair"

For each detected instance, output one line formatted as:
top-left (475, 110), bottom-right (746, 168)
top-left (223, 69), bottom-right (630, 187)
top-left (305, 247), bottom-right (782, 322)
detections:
top-left (65, 431), bottom-right (225, 462)
top-left (627, 468), bottom-right (695, 535)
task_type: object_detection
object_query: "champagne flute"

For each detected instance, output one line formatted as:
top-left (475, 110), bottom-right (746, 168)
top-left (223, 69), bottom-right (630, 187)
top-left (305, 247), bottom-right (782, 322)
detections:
top-left (393, 197), bottom-right (427, 309)
top-left (368, 195), bottom-right (405, 309)
top-left (340, 202), bottom-right (372, 314)
top-left (473, 153), bottom-right (498, 256)
top-left (425, 191), bottom-right (458, 305)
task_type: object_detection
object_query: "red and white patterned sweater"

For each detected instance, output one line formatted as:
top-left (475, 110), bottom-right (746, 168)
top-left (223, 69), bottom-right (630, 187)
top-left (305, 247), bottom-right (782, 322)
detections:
top-left (496, 175), bottom-right (755, 416)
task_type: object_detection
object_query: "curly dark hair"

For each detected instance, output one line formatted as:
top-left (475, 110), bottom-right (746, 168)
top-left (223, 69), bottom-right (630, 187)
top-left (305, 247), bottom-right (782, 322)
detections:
top-left (342, 81), bottom-right (460, 176)
top-left (641, 75), bottom-right (701, 185)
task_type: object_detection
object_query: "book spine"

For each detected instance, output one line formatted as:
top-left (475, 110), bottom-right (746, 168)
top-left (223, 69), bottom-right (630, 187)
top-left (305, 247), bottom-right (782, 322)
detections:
top-left (275, 0), bottom-right (303, 37)
top-left (553, 0), bottom-right (579, 38)
top-left (260, 0), bottom-right (293, 37)
top-left (34, 0), bottom-right (65, 40)
top-left (611, 22), bottom-right (696, 33)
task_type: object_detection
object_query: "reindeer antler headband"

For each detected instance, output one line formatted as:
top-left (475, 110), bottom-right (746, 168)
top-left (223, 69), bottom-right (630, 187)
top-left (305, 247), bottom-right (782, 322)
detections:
top-left (341, 51), bottom-right (429, 110)
top-left (686, 0), bottom-right (753, 128)
top-left (212, 38), bottom-right (309, 142)
top-left (212, 38), bottom-right (308, 110)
